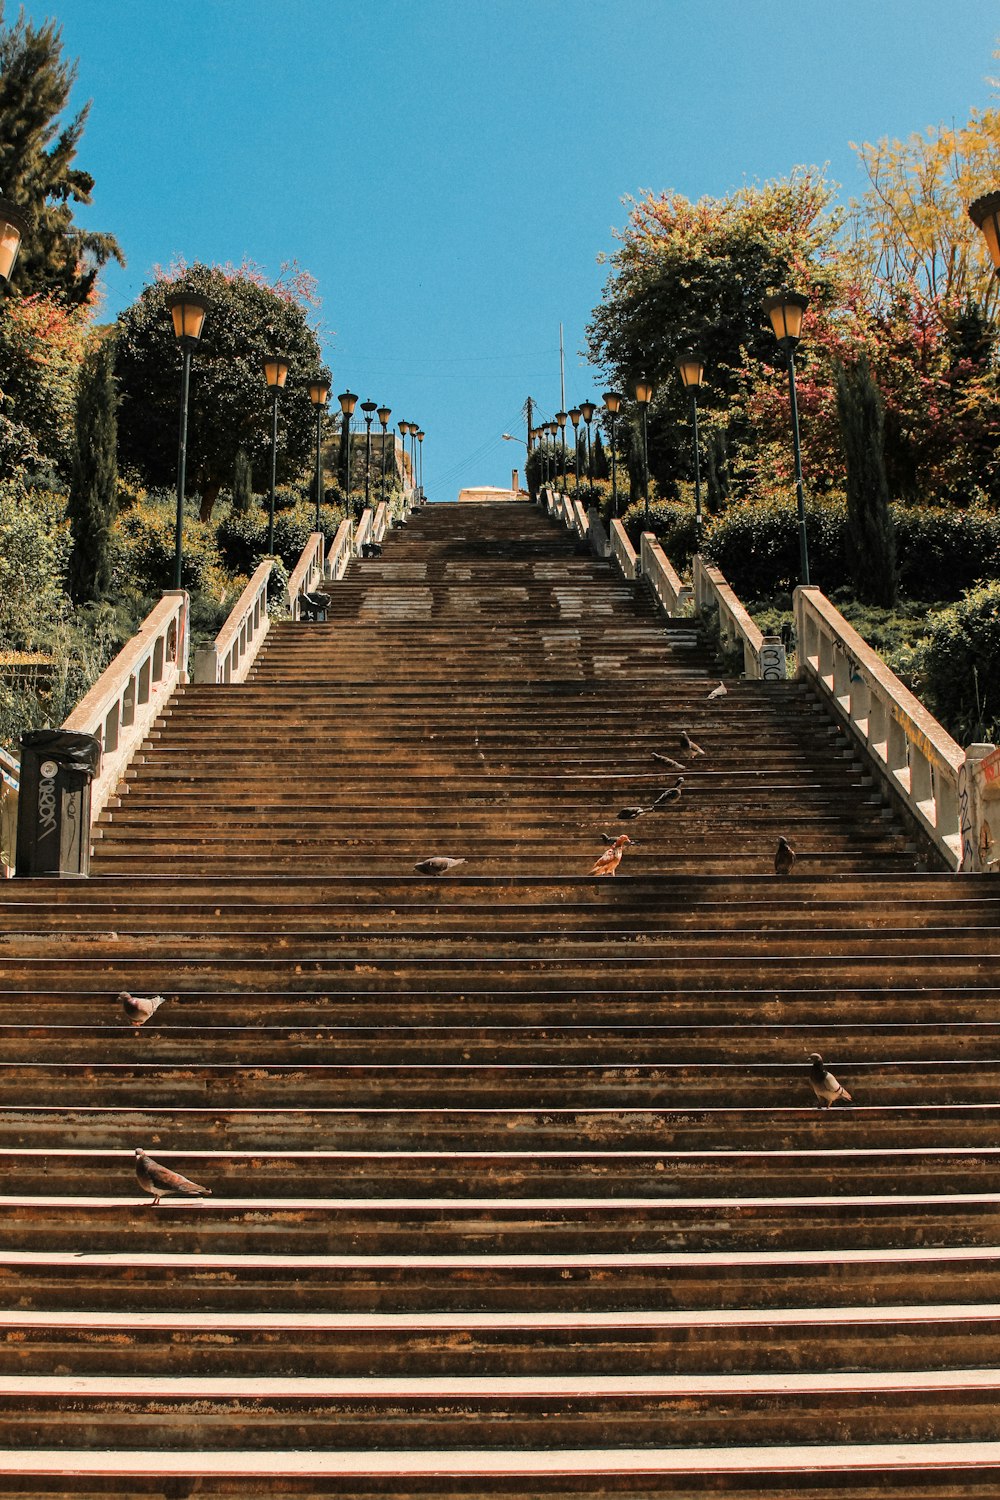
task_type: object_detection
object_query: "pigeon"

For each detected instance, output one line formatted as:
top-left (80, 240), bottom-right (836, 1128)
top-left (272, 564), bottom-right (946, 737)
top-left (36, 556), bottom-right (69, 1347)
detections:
top-left (414, 856), bottom-right (466, 876)
top-left (707, 681), bottom-right (728, 699)
top-left (774, 836), bottom-right (796, 876)
top-left (134, 1149), bottom-right (212, 1206)
top-left (680, 730), bottom-right (705, 757)
top-left (617, 805), bottom-right (646, 820)
top-left (807, 1054), bottom-right (853, 1108)
top-left (652, 779), bottom-right (684, 808)
top-left (588, 834), bottom-right (634, 877)
top-left (652, 752), bottom-right (686, 772)
top-left (119, 991), bottom-right (167, 1027)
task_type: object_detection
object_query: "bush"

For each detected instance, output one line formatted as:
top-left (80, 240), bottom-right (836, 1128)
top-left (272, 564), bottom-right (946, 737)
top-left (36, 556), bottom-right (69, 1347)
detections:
top-left (113, 498), bottom-right (220, 596)
top-left (0, 481), bottom-right (70, 651)
top-left (216, 499), bottom-right (345, 575)
top-left (701, 495), bottom-right (850, 597)
top-left (920, 581), bottom-right (1000, 743)
top-left (621, 499), bottom-right (701, 568)
top-left (891, 505), bottom-right (1000, 601)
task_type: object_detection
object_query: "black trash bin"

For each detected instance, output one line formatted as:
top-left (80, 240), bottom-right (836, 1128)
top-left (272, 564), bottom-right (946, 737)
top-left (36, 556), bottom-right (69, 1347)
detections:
top-left (15, 729), bottom-right (102, 878)
top-left (298, 591), bottom-right (328, 623)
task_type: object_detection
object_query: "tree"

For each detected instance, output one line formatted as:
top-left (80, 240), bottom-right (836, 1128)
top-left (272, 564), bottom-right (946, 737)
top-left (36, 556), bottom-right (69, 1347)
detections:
top-left (67, 332), bottom-right (117, 603)
top-left (835, 354), bottom-right (897, 606)
top-left (115, 260), bottom-right (323, 521)
top-left (0, 3), bottom-right (123, 304)
top-left (0, 289), bottom-right (90, 481)
top-left (231, 448), bottom-right (254, 514)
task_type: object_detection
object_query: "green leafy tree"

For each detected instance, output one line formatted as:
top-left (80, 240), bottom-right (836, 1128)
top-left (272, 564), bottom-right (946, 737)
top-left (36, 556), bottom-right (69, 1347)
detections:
top-left (0, 3), bottom-right (123, 304)
top-left (115, 260), bottom-right (323, 521)
top-left (0, 290), bottom-right (90, 481)
top-left (67, 332), bottom-right (117, 603)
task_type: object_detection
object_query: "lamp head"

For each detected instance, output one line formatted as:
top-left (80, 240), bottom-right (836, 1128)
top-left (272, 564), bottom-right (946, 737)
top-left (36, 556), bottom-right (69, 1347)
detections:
top-left (338, 390), bottom-right (359, 417)
top-left (568, 406), bottom-right (582, 428)
top-left (579, 400), bottom-right (596, 423)
top-left (377, 405), bottom-right (391, 428)
top-left (360, 400), bottom-right (378, 422)
top-left (675, 352), bottom-right (706, 391)
top-left (262, 353), bottom-right (290, 389)
top-left (763, 290), bottom-right (809, 347)
top-left (166, 290), bottom-right (210, 345)
top-left (602, 390), bottom-right (623, 415)
top-left (0, 197), bottom-right (31, 282)
top-left (969, 191), bottom-right (1000, 274)
top-left (417, 429), bottom-right (424, 442)
top-left (555, 410), bottom-right (567, 429)
top-left (308, 376), bottom-right (331, 407)
top-left (633, 378), bottom-right (653, 406)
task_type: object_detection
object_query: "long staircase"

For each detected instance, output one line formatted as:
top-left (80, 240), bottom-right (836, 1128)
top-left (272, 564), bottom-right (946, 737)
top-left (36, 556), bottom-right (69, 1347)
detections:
top-left (1, 500), bottom-right (999, 1496)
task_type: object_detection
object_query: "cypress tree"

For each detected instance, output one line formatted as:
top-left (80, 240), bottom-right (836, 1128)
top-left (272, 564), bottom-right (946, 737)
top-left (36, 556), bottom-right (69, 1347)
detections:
top-left (0, 4), bottom-right (123, 304)
top-left (835, 353), bottom-right (897, 607)
top-left (704, 426), bottom-right (729, 515)
top-left (67, 334), bottom-right (117, 603)
top-left (231, 447), bottom-right (254, 513)
top-left (593, 430), bottom-right (610, 480)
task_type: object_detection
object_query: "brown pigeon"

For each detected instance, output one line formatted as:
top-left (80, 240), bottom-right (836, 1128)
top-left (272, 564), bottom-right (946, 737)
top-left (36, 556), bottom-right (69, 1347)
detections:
top-left (588, 834), bottom-right (634, 877)
top-left (652, 778), bottom-right (684, 808)
top-left (134, 1149), bottom-right (212, 1206)
top-left (807, 1054), bottom-right (853, 1108)
top-left (652, 752), bottom-right (686, 771)
top-left (414, 857), bottom-right (466, 876)
top-left (707, 681), bottom-right (727, 699)
top-left (680, 730), bottom-right (705, 757)
top-left (119, 991), bottom-right (167, 1027)
top-left (617, 805), bottom-right (646, 820)
top-left (774, 836), bottom-right (796, 876)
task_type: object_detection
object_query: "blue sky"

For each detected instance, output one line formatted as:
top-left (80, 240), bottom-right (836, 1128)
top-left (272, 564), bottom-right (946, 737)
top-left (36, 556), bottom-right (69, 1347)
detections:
top-left (47, 0), bottom-right (1000, 498)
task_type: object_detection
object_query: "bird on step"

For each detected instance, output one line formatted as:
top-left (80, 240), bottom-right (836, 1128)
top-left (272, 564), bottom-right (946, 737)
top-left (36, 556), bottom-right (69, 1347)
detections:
top-left (807, 1054), bottom-right (853, 1108)
top-left (119, 991), bottom-right (167, 1027)
top-left (588, 834), bottom-right (634, 876)
top-left (774, 836), bottom-right (796, 876)
top-left (134, 1149), bottom-right (212, 1206)
top-left (617, 805), bottom-right (646, 820)
top-left (707, 681), bottom-right (727, 699)
top-left (652, 752), bottom-right (686, 772)
top-left (652, 779), bottom-right (684, 808)
top-left (414, 856), bottom-right (467, 876)
top-left (680, 730), bottom-right (705, 757)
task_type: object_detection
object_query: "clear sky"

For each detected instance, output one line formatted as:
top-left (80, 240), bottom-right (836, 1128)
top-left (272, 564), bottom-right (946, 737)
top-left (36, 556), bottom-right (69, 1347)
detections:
top-left (44, 0), bottom-right (1000, 500)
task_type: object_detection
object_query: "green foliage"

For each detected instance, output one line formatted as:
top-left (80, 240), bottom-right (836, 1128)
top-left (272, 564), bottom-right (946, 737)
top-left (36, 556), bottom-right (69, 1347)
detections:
top-left (231, 448), bottom-right (254, 514)
top-left (0, 292), bottom-right (90, 481)
top-left (835, 353), bottom-right (897, 606)
top-left (0, 3), bottom-right (123, 303)
top-left (112, 497), bottom-right (221, 597)
top-left (67, 332), bottom-right (118, 602)
top-left (115, 260), bottom-right (322, 522)
top-left (703, 496), bottom-right (850, 597)
top-left (891, 505), bottom-right (1000, 600)
top-left (621, 498), bottom-right (701, 568)
top-left (0, 480), bottom-right (69, 651)
top-left (920, 581), bottom-right (1000, 743)
top-left (216, 497), bottom-right (344, 575)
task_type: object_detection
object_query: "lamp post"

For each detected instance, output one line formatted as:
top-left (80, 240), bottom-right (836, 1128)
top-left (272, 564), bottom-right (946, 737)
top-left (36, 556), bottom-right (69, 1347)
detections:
top-left (165, 291), bottom-right (210, 589)
top-left (969, 192), bottom-right (1000, 274)
top-left (675, 353), bottom-right (705, 543)
top-left (634, 378), bottom-right (653, 526)
top-left (555, 411), bottom-right (567, 491)
top-left (263, 353), bottom-right (291, 558)
top-left (417, 430), bottom-right (424, 497)
top-left (377, 405), bottom-right (392, 506)
top-left (308, 375), bottom-right (331, 533)
top-left (602, 390), bottom-right (622, 518)
top-left (409, 424), bottom-right (419, 492)
top-left (338, 390), bottom-right (358, 519)
top-left (579, 400), bottom-right (596, 499)
top-left (568, 407), bottom-right (582, 502)
top-left (547, 423), bottom-right (558, 487)
top-left (763, 291), bottom-right (810, 585)
top-left (360, 400), bottom-right (377, 510)
top-left (0, 197), bottom-right (31, 285)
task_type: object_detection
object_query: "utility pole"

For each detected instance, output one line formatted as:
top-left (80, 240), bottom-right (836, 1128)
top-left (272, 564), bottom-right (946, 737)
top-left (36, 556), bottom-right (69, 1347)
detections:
top-left (526, 396), bottom-right (533, 452)
top-left (559, 323), bottom-right (565, 413)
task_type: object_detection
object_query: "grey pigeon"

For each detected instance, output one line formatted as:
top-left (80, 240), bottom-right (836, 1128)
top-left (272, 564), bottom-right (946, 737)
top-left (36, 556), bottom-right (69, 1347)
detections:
top-left (119, 991), bottom-right (167, 1027)
top-left (617, 805), bottom-right (646, 820)
top-left (652, 752), bottom-right (686, 772)
top-left (414, 856), bottom-right (466, 876)
top-left (134, 1149), bottom-right (212, 1206)
top-left (680, 730), bottom-right (705, 757)
top-left (652, 779), bottom-right (684, 808)
top-left (774, 836), bottom-right (796, 876)
top-left (707, 681), bottom-right (727, 699)
top-left (807, 1053), bottom-right (853, 1108)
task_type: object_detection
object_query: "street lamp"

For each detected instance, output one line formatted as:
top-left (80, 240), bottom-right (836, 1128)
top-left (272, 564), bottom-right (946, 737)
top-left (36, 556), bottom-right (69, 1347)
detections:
top-left (409, 424), bottom-right (419, 491)
top-left (602, 391), bottom-right (623, 518)
top-left (579, 400), bottom-right (596, 498)
top-left (568, 407), bottom-right (582, 502)
top-left (675, 353), bottom-right (705, 542)
top-left (634, 378), bottom-right (653, 526)
top-left (547, 422), bottom-right (558, 487)
top-left (417, 429), bottom-right (424, 496)
top-left (360, 400), bottom-right (377, 510)
top-left (263, 353), bottom-right (291, 557)
top-left (165, 290), bottom-right (210, 589)
top-left (0, 197), bottom-right (30, 284)
top-left (969, 192), bottom-right (1000, 273)
top-left (397, 420), bottom-right (409, 492)
top-left (338, 390), bottom-right (358, 519)
top-left (377, 405), bottom-right (392, 506)
top-left (763, 290), bottom-right (810, 584)
top-left (308, 375), bottom-right (331, 533)
top-left (555, 411), bottom-right (567, 490)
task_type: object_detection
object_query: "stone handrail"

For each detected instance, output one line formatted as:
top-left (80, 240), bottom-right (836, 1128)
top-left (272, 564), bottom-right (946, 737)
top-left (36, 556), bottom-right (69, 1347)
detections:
top-left (610, 519), bottom-right (637, 580)
top-left (326, 518), bottom-right (354, 580)
top-left (63, 591), bottom-right (188, 822)
top-left (641, 533), bottom-right (687, 615)
top-left (355, 509), bottom-right (374, 553)
top-left (193, 562), bottom-right (271, 686)
top-left (372, 501), bottom-right (390, 542)
top-left (286, 532), bottom-right (325, 620)
top-left (693, 554), bottom-right (767, 679)
top-left (587, 507), bottom-right (610, 559)
top-left (795, 585), bottom-right (964, 869)
top-left (572, 499), bottom-right (589, 537)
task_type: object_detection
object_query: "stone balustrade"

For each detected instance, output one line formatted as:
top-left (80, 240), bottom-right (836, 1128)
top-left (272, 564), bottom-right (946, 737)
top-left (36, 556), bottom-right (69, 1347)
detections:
top-left (587, 507), bottom-right (610, 559)
top-left (609, 518), bottom-right (638, 579)
top-left (285, 532), bottom-right (325, 620)
top-left (355, 508), bottom-right (374, 554)
top-left (372, 501), bottom-right (390, 542)
top-left (692, 554), bottom-right (788, 681)
top-left (640, 533), bottom-right (689, 616)
top-left (194, 563), bottom-right (271, 686)
top-left (326, 518), bottom-right (354, 580)
top-left (62, 591), bottom-right (188, 821)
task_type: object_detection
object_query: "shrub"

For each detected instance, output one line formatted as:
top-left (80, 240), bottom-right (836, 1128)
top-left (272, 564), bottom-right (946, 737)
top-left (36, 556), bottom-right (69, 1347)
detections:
top-left (890, 505), bottom-right (1000, 601)
top-left (0, 481), bottom-right (70, 652)
top-left (113, 498), bottom-right (220, 596)
top-left (621, 499), bottom-right (700, 568)
top-left (920, 581), bottom-right (1000, 743)
top-left (216, 499), bottom-right (344, 575)
top-left (702, 495), bottom-right (850, 597)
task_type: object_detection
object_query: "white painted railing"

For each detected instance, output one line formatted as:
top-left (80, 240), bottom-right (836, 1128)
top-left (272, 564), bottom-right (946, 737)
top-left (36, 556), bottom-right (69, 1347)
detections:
top-left (286, 532), bottom-right (325, 620)
top-left (326, 518), bottom-right (354, 580)
top-left (609, 519), bottom-right (638, 580)
top-left (193, 562), bottom-right (271, 686)
top-left (641, 533), bottom-right (688, 616)
top-left (63, 591), bottom-right (188, 822)
top-left (795, 585), bottom-right (965, 869)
